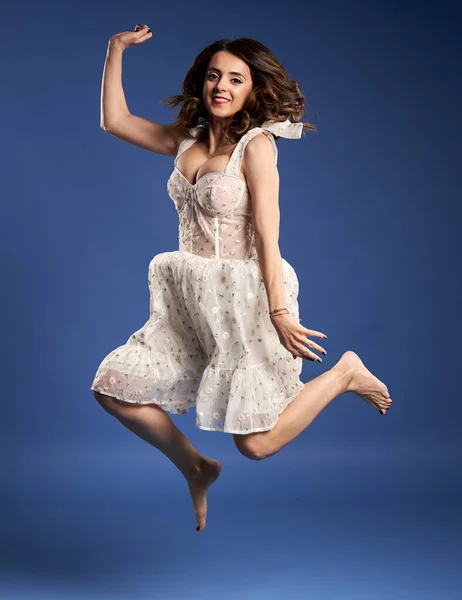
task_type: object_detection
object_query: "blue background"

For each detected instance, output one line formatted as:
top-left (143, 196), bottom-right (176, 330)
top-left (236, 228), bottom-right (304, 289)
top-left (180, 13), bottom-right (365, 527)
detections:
top-left (1, 0), bottom-right (461, 598)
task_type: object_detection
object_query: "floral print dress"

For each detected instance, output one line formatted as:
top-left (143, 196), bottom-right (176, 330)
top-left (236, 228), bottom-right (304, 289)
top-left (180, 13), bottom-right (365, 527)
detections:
top-left (90, 118), bottom-right (305, 434)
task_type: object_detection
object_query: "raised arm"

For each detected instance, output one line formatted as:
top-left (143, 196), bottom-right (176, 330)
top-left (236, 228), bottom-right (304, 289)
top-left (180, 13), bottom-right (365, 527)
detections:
top-left (101, 25), bottom-right (184, 155)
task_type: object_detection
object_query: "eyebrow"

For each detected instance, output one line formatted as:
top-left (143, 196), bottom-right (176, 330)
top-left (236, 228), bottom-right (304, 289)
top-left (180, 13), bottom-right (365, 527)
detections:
top-left (207, 67), bottom-right (247, 80)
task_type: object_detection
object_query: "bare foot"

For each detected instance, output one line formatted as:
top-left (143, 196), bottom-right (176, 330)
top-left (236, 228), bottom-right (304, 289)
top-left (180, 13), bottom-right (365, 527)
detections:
top-left (186, 457), bottom-right (222, 532)
top-left (337, 351), bottom-right (392, 415)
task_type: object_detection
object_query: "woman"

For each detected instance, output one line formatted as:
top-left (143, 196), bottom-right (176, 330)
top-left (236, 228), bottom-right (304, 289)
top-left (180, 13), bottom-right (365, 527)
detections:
top-left (91, 26), bottom-right (392, 532)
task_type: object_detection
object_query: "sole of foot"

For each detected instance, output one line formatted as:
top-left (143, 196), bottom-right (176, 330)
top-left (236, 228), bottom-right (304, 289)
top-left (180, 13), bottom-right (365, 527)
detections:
top-left (187, 457), bottom-right (222, 532)
top-left (338, 350), bottom-right (392, 415)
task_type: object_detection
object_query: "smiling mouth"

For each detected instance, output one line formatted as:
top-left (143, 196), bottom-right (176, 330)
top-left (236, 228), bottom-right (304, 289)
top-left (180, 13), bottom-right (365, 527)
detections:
top-left (212, 97), bottom-right (231, 103)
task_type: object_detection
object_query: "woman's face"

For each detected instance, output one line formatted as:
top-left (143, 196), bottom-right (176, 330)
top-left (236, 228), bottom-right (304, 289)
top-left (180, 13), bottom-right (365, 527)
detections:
top-left (202, 51), bottom-right (253, 122)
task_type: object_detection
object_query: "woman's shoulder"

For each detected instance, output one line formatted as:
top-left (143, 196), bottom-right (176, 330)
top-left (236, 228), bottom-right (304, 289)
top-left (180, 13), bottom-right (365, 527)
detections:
top-left (240, 129), bottom-right (279, 168)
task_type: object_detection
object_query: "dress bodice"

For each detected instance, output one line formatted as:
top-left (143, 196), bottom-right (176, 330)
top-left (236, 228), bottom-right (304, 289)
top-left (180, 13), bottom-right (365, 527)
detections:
top-left (166, 118), bottom-right (303, 260)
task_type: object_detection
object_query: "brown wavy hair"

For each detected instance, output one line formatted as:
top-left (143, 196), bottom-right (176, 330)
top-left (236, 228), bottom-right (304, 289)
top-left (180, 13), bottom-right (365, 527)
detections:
top-left (160, 37), bottom-right (317, 145)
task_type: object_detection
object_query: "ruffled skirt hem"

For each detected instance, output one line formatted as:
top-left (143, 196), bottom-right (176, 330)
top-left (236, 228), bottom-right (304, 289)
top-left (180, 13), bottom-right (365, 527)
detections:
top-left (90, 379), bottom-right (304, 434)
top-left (90, 250), bottom-right (303, 434)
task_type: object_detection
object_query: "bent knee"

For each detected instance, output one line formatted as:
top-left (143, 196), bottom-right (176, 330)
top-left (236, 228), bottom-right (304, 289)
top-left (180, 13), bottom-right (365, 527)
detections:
top-left (233, 434), bottom-right (267, 461)
top-left (93, 389), bottom-right (110, 403)
top-left (93, 390), bottom-right (118, 413)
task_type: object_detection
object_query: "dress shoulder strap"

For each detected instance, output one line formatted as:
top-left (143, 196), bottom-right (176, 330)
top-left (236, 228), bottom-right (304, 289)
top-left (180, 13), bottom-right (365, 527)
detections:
top-left (225, 128), bottom-right (278, 177)
top-left (174, 126), bottom-right (202, 166)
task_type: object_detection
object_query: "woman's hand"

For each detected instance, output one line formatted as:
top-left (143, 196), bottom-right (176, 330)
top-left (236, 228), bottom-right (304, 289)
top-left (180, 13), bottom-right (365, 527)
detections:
top-left (271, 313), bottom-right (327, 362)
top-left (109, 24), bottom-right (153, 51)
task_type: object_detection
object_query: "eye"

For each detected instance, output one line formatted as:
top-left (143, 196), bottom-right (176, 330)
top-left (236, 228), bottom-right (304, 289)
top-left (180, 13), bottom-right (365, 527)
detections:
top-left (207, 73), bottom-right (243, 84)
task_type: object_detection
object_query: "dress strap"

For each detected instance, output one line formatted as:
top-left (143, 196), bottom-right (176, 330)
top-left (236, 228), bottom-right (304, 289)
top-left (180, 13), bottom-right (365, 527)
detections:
top-left (174, 126), bottom-right (202, 166)
top-left (225, 128), bottom-right (278, 178)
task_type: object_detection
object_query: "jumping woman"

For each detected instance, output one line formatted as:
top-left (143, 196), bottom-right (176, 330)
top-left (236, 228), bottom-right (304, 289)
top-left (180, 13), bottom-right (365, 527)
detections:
top-left (91, 25), bottom-right (392, 532)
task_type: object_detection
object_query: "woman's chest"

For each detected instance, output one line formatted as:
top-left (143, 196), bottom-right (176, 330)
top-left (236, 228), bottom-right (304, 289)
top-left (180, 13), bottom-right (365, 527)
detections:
top-left (167, 169), bottom-right (250, 217)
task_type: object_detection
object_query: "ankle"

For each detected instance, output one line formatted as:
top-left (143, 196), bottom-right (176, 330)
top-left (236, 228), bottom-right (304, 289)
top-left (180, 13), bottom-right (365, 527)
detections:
top-left (331, 363), bottom-right (354, 393)
top-left (186, 456), bottom-right (207, 479)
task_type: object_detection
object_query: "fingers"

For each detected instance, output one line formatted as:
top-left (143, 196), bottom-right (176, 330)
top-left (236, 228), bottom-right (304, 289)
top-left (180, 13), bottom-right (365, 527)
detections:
top-left (292, 342), bottom-right (322, 362)
top-left (134, 24), bottom-right (152, 38)
top-left (276, 319), bottom-right (328, 362)
top-left (296, 326), bottom-right (327, 355)
top-left (296, 332), bottom-right (326, 356)
top-left (283, 333), bottom-right (326, 361)
top-left (301, 326), bottom-right (327, 340)
top-left (301, 338), bottom-right (326, 356)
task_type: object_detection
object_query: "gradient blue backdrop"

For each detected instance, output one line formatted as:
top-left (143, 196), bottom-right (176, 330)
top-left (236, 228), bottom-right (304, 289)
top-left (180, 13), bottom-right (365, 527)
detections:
top-left (1, 0), bottom-right (461, 598)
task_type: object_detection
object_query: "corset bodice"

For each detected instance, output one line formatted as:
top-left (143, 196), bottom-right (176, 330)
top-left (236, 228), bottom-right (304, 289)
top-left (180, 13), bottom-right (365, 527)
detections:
top-left (167, 167), bottom-right (256, 260)
top-left (166, 119), bottom-right (303, 260)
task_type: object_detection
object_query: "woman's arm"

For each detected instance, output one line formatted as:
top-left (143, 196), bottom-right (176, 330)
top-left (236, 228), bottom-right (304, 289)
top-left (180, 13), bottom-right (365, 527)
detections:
top-left (244, 134), bottom-right (286, 311)
top-left (101, 27), bottom-right (184, 155)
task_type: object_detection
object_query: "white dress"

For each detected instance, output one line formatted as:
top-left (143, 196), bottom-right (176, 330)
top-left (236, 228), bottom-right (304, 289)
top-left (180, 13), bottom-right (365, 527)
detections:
top-left (90, 118), bottom-right (305, 434)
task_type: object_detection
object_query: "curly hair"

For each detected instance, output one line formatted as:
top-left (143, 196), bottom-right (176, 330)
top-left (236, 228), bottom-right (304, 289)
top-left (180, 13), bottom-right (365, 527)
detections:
top-left (160, 37), bottom-right (317, 144)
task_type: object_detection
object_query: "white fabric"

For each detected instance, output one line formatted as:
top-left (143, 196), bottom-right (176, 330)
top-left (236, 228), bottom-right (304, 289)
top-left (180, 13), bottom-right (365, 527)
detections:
top-left (90, 120), bottom-right (304, 434)
top-left (259, 118), bottom-right (304, 139)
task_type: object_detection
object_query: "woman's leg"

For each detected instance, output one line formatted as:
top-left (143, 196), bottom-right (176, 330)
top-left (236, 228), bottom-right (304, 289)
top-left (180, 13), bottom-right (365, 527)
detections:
top-left (93, 392), bottom-right (221, 532)
top-left (234, 350), bottom-right (392, 460)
